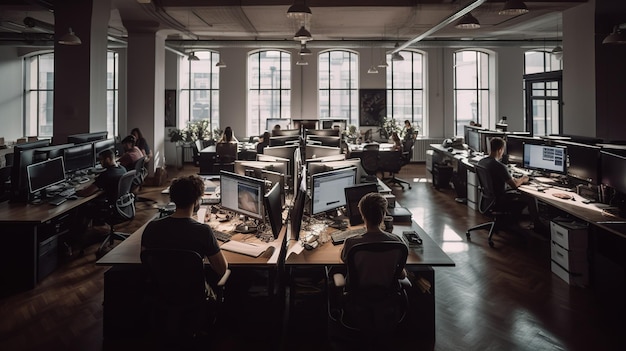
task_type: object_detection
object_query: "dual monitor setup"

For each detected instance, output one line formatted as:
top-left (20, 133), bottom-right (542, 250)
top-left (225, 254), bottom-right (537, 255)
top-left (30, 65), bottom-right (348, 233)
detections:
top-left (10, 131), bottom-right (114, 203)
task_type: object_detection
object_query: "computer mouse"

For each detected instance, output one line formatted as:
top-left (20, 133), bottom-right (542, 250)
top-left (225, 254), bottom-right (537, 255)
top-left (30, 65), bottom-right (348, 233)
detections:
top-left (447, 148), bottom-right (454, 152)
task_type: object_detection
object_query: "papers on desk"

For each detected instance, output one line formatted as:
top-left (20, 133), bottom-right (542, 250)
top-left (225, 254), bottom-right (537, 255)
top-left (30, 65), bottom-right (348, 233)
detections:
top-left (220, 240), bottom-right (268, 258)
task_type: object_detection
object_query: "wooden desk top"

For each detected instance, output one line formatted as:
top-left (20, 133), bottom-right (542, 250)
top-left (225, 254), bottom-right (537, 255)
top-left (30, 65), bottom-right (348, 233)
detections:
top-left (0, 189), bottom-right (100, 224)
top-left (96, 214), bottom-right (286, 267)
top-left (285, 221), bottom-right (455, 267)
top-left (518, 185), bottom-right (626, 239)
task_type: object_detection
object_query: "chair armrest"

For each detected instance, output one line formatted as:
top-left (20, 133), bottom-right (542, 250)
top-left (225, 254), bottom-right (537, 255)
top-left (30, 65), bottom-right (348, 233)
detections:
top-left (217, 269), bottom-right (231, 287)
top-left (333, 273), bottom-right (346, 288)
top-left (399, 277), bottom-right (412, 289)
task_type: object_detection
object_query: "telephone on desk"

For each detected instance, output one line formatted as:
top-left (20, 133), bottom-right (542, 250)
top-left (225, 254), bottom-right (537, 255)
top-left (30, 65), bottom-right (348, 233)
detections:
top-left (442, 137), bottom-right (464, 149)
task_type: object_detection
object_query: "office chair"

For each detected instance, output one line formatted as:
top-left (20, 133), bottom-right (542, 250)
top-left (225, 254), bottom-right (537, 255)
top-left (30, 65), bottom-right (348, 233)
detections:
top-left (214, 142), bottom-right (238, 173)
top-left (140, 248), bottom-right (231, 340)
top-left (96, 170), bottom-right (136, 257)
top-left (360, 148), bottom-right (380, 183)
top-left (131, 156), bottom-right (147, 190)
top-left (466, 163), bottom-right (512, 247)
top-left (327, 241), bottom-right (410, 350)
top-left (380, 147), bottom-right (412, 190)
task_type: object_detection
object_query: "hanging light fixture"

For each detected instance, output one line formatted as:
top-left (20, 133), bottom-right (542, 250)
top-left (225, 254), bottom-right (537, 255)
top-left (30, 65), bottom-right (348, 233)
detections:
top-left (552, 22), bottom-right (563, 60)
top-left (498, 0), bottom-right (529, 15)
top-left (603, 25), bottom-right (626, 44)
top-left (286, 1), bottom-right (312, 22)
top-left (215, 59), bottom-right (227, 68)
top-left (455, 13), bottom-right (480, 29)
top-left (294, 26), bottom-right (312, 41)
top-left (188, 52), bottom-right (200, 61)
top-left (367, 44), bottom-right (378, 74)
top-left (58, 27), bottom-right (81, 45)
top-left (391, 42), bottom-right (404, 61)
top-left (299, 43), bottom-right (312, 56)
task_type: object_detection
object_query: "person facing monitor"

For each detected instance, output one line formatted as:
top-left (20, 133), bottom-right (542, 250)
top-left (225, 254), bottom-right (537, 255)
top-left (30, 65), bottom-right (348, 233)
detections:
top-left (77, 149), bottom-right (126, 203)
top-left (118, 135), bottom-right (143, 170)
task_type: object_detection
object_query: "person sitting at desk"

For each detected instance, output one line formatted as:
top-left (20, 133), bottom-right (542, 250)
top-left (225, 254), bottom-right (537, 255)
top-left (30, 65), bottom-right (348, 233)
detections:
top-left (76, 149), bottom-right (127, 203)
top-left (478, 137), bottom-right (538, 225)
top-left (256, 131), bottom-right (270, 154)
top-left (118, 135), bottom-right (144, 170)
top-left (217, 126), bottom-right (239, 144)
top-left (390, 132), bottom-right (402, 151)
top-left (141, 175), bottom-right (228, 293)
top-left (130, 127), bottom-right (152, 163)
top-left (341, 193), bottom-right (407, 280)
top-left (402, 120), bottom-right (416, 142)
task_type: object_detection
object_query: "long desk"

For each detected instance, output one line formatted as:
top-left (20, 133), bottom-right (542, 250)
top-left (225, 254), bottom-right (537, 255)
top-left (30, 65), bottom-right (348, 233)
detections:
top-left (0, 189), bottom-right (101, 296)
top-left (284, 220), bottom-right (455, 342)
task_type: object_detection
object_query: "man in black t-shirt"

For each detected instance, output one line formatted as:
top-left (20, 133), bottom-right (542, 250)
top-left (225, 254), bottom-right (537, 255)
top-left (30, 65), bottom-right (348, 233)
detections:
top-left (141, 175), bottom-right (228, 286)
top-left (77, 149), bottom-right (126, 202)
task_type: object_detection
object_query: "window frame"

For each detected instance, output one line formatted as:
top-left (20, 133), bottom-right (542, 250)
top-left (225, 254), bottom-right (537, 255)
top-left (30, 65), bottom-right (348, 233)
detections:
top-left (453, 50), bottom-right (492, 136)
top-left (106, 50), bottom-right (119, 138)
top-left (179, 50), bottom-right (221, 133)
top-left (23, 52), bottom-right (54, 138)
top-left (387, 49), bottom-right (426, 136)
top-left (318, 49), bottom-right (359, 126)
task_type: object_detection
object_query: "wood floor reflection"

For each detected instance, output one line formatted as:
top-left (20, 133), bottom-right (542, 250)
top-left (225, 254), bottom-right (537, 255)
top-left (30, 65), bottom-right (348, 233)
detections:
top-left (0, 163), bottom-right (624, 351)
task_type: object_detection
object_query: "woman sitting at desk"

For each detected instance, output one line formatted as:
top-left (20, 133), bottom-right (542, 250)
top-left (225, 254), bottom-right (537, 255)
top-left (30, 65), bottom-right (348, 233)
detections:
top-left (391, 132), bottom-right (402, 151)
top-left (218, 126), bottom-right (238, 144)
top-left (256, 131), bottom-right (270, 154)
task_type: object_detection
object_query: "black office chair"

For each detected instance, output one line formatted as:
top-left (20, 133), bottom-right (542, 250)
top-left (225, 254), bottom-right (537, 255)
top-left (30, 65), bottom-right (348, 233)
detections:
top-left (131, 156), bottom-right (147, 190)
top-left (96, 170), bottom-right (136, 257)
top-left (213, 142), bottom-right (238, 173)
top-left (466, 163), bottom-right (512, 247)
top-left (140, 248), bottom-right (230, 340)
top-left (327, 241), bottom-right (410, 350)
top-left (380, 146), bottom-right (412, 190)
top-left (360, 148), bottom-right (380, 182)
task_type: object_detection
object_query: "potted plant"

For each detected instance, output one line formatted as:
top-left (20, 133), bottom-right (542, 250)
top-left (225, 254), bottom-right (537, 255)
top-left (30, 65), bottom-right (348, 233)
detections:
top-left (379, 116), bottom-right (400, 140)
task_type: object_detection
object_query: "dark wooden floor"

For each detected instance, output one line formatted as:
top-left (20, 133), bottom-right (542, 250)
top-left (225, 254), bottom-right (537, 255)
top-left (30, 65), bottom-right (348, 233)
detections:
top-left (1, 163), bottom-right (624, 350)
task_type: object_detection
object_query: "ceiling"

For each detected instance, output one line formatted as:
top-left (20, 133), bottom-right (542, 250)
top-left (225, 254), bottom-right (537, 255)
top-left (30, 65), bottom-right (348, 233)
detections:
top-left (0, 0), bottom-right (587, 48)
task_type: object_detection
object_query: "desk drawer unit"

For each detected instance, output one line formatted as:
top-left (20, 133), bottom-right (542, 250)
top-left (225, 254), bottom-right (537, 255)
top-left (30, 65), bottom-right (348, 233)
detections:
top-left (550, 220), bottom-right (589, 286)
top-left (467, 170), bottom-right (478, 210)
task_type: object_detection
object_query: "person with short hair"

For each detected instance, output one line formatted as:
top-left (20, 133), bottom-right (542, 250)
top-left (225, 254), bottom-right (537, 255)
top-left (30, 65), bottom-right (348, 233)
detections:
top-left (402, 120), bottom-right (415, 142)
top-left (142, 175), bottom-right (228, 288)
top-left (218, 126), bottom-right (238, 143)
top-left (341, 192), bottom-right (407, 279)
top-left (76, 149), bottom-right (127, 203)
top-left (118, 135), bottom-right (144, 169)
top-left (256, 131), bottom-right (271, 154)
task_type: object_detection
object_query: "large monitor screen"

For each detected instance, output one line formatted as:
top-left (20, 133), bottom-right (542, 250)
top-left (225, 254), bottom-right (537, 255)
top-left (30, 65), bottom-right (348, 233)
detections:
top-left (94, 138), bottom-right (116, 162)
top-left (321, 119), bottom-right (347, 131)
top-left (306, 135), bottom-right (341, 147)
top-left (220, 171), bottom-right (265, 220)
top-left (556, 141), bottom-right (601, 185)
top-left (263, 182), bottom-right (283, 239)
top-left (269, 135), bottom-right (300, 147)
top-left (305, 145), bottom-right (341, 160)
top-left (523, 143), bottom-right (567, 175)
top-left (307, 129), bottom-right (340, 137)
top-left (506, 135), bottom-right (542, 165)
top-left (27, 157), bottom-right (66, 194)
top-left (64, 143), bottom-right (95, 173)
top-left (67, 131), bottom-right (108, 144)
top-left (344, 183), bottom-right (379, 226)
top-left (33, 143), bottom-right (74, 163)
top-left (467, 129), bottom-right (481, 153)
top-left (310, 167), bottom-right (356, 215)
top-left (10, 139), bottom-right (51, 202)
top-left (263, 145), bottom-right (297, 175)
top-left (601, 151), bottom-right (626, 195)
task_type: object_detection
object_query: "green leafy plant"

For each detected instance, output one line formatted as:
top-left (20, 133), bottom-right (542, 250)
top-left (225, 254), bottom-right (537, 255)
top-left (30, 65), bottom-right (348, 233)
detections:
top-left (379, 116), bottom-right (400, 139)
top-left (169, 120), bottom-right (213, 143)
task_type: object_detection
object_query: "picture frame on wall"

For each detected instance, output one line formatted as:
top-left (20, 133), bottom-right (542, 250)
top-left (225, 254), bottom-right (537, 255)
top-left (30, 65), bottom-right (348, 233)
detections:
top-left (359, 89), bottom-right (386, 126)
top-left (165, 89), bottom-right (176, 127)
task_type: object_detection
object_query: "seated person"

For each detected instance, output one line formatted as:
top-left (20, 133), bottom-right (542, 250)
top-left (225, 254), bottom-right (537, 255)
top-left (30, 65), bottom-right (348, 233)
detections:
top-left (76, 149), bottom-right (127, 203)
top-left (256, 131), bottom-right (270, 154)
top-left (402, 120), bottom-right (416, 142)
top-left (390, 132), bottom-right (402, 151)
top-left (118, 135), bottom-right (144, 170)
top-left (130, 127), bottom-right (153, 163)
top-left (478, 137), bottom-right (538, 224)
top-left (341, 192), bottom-right (407, 283)
top-left (141, 175), bottom-right (228, 292)
top-left (217, 126), bottom-right (238, 143)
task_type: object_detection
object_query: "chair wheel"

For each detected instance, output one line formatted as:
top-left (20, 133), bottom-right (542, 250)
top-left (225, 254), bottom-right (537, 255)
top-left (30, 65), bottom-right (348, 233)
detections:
top-left (465, 232), bottom-right (471, 239)
top-left (488, 240), bottom-right (495, 248)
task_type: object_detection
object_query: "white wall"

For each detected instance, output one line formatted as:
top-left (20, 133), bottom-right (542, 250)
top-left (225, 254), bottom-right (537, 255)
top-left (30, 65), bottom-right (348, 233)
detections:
top-left (0, 47), bottom-right (23, 143)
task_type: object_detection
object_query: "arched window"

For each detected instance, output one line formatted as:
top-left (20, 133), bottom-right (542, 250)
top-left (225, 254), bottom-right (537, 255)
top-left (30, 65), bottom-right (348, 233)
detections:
top-left (180, 51), bottom-right (221, 132)
top-left (106, 51), bottom-right (119, 137)
top-left (318, 50), bottom-right (358, 125)
top-left (24, 52), bottom-right (54, 137)
top-left (453, 50), bottom-right (491, 136)
top-left (248, 50), bottom-right (291, 135)
top-left (387, 50), bottom-right (425, 136)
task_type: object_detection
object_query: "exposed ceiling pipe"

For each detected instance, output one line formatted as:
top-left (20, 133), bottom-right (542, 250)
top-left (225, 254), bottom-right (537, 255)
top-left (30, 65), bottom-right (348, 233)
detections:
top-left (164, 45), bottom-right (187, 57)
top-left (392, 0), bottom-right (487, 53)
top-left (23, 17), bottom-right (55, 33)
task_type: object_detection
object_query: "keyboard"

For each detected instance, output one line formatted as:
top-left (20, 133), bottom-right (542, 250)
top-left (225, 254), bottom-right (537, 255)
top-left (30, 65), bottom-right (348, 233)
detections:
top-left (58, 187), bottom-right (76, 198)
top-left (220, 240), bottom-right (267, 257)
top-left (331, 227), bottom-right (367, 245)
top-left (48, 195), bottom-right (67, 206)
top-left (213, 230), bottom-right (232, 243)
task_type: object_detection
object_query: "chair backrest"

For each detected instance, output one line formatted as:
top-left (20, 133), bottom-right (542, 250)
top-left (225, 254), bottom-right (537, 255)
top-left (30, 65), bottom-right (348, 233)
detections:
top-left (132, 156), bottom-right (146, 186)
top-left (378, 150), bottom-right (402, 173)
top-left (140, 249), bottom-right (208, 306)
top-left (360, 149), bottom-right (379, 175)
top-left (474, 163), bottom-right (497, 214)
top-left (116, 170), bottom-right (136, 220)
top-left (216, 142), bottom-right (237, 164)
top-left (402, 139), bottom-right (414, 163)
top-left (345, 241), bottom-right (408, 290)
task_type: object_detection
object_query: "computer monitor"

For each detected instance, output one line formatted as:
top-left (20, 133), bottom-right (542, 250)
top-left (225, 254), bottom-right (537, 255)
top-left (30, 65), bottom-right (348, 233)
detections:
top-left (556, 140), bottom-right (601, 185)
top-left (505, 135), bottom-right (542, 165)
top-left (256, 155), bottom-right (290, 177)
top-left (264, 182), bottom-right (283, 239)
top-left (66, 131), bottom-right (108, 144)
top-left (479, 131), bottom-right (505, 154)
top-left (272, 128), bottom-right (301, 137)
top-left (463, 125), bottom-right (485, 144)
top-left (325, 159), bottom-right (366, 184)
top-left (261, 169), bottom-right (285, 208)
top-left (290, 178), bottom-right (306, 240)
top-left (601, 151), bottom-right (626, 195)
top-left (266, 118), bottom-right (291, 132)
top-left (306, 135), bottom-right (341, 147)
top-left (63, 143), bottom-right (95, 174)
top-left (598, 144), bottom-right (626, 157)
top-left (310, 167), bottom-right (357, 215)
top-left (344, 183), bottom-right (379, 226)
top-left (321, 119), bottom-right (347, 131)
top-left (263, 145), bottom-right (297, 175)
top-left (522, 143), bottom-right (567, 175)
top-left (292, 119), bottom-right (318, 131)
top-left (94, 138), bottom-right (116, 162)
top-left (466, 129), bottom-right (481, 153)
top-left (220, 171), bottom-right (265, 220)
top-left (305, 145), bottom-right (341, 160)
top-left (33, 143), bottom-right (74, 163)
top-left (234, 161), bottom-right (287, 179)
top-left (26, 157), bottom-right (66, 195)
top-left (307, 129), bottom-right (340, 137)
top-left (10, 139), bottom-right (51, 202)
top-left (269, 135), bottom-right (300, 147)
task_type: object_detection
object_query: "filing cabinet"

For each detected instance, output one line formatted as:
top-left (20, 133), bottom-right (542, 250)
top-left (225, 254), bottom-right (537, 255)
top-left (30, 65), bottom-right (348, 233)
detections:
top-left (550, 220), bottom-right (588, 286)
top-left (467, 170), bottom-right (479, 210)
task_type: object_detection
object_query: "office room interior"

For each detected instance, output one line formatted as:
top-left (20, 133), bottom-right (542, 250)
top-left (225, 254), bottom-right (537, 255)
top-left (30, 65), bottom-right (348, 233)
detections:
top-left (1, 0), bottom-right (626, 350)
